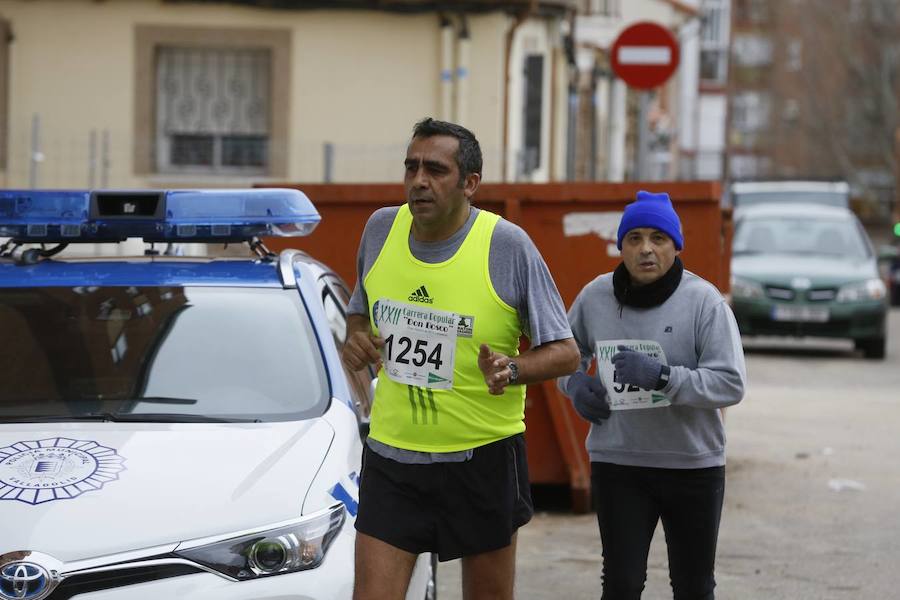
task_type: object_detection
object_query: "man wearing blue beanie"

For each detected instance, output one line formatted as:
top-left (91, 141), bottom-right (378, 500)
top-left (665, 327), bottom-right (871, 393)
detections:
top-left (617, 190), bottom-right (684, 251)
top-left (558, 190), bottom-right (746, 599)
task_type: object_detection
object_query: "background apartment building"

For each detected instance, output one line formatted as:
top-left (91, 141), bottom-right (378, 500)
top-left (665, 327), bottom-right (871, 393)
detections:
top-left (727, 0), bottom-right (900, 223)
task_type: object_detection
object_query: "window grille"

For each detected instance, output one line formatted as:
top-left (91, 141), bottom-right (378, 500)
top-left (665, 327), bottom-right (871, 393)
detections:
top-left (155, 47), bottom-right (271, 173)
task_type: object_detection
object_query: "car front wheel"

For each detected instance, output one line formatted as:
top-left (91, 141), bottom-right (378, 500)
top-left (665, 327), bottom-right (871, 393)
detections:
top-left (855, 337), bottom-right (886, 360)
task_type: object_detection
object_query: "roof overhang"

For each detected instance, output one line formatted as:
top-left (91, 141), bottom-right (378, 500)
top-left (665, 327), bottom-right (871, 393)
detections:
top-left (163, 0), bottom-right (575, 15)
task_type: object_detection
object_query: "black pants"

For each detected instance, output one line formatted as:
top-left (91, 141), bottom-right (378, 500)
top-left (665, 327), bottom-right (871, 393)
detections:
top-left (591, 462), bottom-right (725, 600)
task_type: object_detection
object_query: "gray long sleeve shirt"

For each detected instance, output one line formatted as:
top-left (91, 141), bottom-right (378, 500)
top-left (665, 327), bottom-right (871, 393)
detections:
top-left (558, 269), bottom-right (746, 469)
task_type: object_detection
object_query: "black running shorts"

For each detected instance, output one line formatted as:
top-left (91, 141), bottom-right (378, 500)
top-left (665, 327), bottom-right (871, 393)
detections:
top-left (355, 433), bottom-right (533, 561)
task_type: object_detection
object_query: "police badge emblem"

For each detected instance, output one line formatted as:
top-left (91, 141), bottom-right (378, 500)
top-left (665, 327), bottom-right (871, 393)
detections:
top-left (0, 438), bottom-right (126, 505)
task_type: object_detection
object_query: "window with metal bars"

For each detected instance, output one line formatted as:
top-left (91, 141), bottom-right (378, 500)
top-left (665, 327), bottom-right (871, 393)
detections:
top-left (155, 47), bottom-right (271, 173)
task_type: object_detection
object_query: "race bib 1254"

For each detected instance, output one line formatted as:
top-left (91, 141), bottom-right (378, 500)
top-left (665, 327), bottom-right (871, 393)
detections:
top-left (373, 298), bottom-right (458, 389)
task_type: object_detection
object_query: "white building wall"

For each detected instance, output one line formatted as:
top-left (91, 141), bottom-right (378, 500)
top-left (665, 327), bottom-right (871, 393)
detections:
top-left (678, 19), bottom-right (701, 152)
top-left (290, 10), bottom-right (442, 183)
top-left (694, 0), bottom-right (731, 181)
top-left (606, 79), bottom-right (628, 181)
top-left (697, 94), bottom-right (727, 178)
top-left (623, 1), bottom-right (688, 23)
top-left (698, 96), bottom-right (727, 151)
top-left (0, 0), bottom-right (520, 188)
top-left (465, 12), bottom-right (509, 183)
top-left (505, 18), bottom-right (553, 182)
top-left (550, 19), bottom-right (570, 182)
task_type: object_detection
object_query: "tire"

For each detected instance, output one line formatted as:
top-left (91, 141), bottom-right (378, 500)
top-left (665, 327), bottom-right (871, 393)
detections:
top-left (855, 337), bottom-right (886, 360)
top-left (425, 553), bottom-right (438, 600)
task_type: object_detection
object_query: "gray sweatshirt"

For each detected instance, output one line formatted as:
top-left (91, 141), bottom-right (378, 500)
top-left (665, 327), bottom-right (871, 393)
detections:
top-left (558, 269), bottom-right (746, 469)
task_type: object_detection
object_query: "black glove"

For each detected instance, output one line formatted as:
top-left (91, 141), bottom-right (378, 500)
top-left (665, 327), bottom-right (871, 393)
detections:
top-left (611, 345), bottom-right (666, 390)
top-left (566, 371), bottom-right (611, 424)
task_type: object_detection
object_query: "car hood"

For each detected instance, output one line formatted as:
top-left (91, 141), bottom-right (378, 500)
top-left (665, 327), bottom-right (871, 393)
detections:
top-left (732, 254), bottom-right (878, 286)
top-left (0, 420), bottom-right (333, 562)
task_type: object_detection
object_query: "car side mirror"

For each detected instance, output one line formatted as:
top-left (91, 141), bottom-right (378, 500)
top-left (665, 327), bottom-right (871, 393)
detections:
top-left (877, 244), bottom-right (899, 264)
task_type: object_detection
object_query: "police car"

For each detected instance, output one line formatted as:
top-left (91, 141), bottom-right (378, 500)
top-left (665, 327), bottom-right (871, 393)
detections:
top-left (0, 189), bottom-right (434, 600)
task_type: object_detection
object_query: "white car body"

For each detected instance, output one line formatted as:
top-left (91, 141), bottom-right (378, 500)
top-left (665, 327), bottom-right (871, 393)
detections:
top-left (0, 400), bottom-right (431, 599)
top-left (0, 254), bottom-right (431, 600)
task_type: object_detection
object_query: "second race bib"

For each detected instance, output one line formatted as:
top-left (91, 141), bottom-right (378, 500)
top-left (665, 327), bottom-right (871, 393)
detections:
top-left (595, 339), bottom-right (672, 410)
top-left (373, 298), bottom-right (458, 390)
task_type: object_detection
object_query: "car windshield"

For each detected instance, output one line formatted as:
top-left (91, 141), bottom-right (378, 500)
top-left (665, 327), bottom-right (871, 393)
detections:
top-left (733, 216), bottom-right (870, 259)
top-left (733, 191), bottom-right (847, 207)
top-left (0, 286), bottom-right (329, 423)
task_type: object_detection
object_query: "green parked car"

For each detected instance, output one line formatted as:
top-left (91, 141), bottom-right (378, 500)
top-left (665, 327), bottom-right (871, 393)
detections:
top-left (730, 203), bottom-right (888, 359)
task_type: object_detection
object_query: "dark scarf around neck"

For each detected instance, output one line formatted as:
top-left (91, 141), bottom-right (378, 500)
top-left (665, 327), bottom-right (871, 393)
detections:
top-left (613, 256), bottom-right (684, 309)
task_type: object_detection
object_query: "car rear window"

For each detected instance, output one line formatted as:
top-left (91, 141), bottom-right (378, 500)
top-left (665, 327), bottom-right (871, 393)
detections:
top-left (0, 286), bottom-right (329, 422)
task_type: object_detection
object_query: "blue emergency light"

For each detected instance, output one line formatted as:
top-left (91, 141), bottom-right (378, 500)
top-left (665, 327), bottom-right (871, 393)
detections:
top-left (0, 188), bottom-right (320, 243)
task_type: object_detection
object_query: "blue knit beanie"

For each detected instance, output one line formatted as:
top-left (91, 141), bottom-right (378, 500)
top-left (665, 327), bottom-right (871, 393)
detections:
top-left (617, 190), bottom-right (684, 250)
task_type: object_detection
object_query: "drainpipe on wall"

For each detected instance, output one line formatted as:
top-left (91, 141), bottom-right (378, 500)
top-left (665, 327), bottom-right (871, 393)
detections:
top-left (549, 12), bottom-right (575, 181)
top-left (606, 74), bottom-right (626, 182)
top-left (440, 14), bottom-right (454, 121)
top-left (454, 14), bottom-right (470, 125)
top-left (501, 5), bottom-right (533, 182)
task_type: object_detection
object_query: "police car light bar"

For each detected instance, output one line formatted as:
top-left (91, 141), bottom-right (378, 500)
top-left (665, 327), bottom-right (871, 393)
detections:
top-left (0, 188), bottom-right (320, 243)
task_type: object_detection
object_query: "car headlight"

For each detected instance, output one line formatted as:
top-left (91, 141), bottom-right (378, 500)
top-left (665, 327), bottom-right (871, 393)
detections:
top-left (836, 278), bottom-right (886, 302)
top-left (174, 503), bottom-right (345, 580)
top-left (731, 275), bottom-right (765, 299)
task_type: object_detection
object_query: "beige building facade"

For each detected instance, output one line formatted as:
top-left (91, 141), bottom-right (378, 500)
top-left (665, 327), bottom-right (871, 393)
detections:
top-left (0, 0), bottom-right (573, 189)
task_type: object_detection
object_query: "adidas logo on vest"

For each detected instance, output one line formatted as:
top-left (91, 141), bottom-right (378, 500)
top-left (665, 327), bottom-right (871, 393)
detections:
top-left (408, 285), bottom-right (434, 304)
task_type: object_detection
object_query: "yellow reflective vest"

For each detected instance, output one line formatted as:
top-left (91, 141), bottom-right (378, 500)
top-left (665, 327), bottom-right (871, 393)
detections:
top-left (365, 205), bottom-right (525, 452)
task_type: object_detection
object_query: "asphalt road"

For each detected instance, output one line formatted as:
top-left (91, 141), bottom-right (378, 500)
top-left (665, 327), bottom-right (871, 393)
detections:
top-left (437, 307), bottom-right (900, 599)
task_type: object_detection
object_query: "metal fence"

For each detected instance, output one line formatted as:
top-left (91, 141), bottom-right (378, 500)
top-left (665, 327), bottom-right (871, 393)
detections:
top-left (4, 118), bottom-right (123, 189)
top-left (3, 117), bottom-right (512, 188)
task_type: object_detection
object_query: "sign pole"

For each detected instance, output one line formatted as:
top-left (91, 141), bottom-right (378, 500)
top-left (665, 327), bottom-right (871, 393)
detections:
top-left (637, 91), bottom-right (651, 181)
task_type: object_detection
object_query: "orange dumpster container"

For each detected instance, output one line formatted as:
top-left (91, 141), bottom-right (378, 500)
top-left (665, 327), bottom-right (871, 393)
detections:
top-left (263, 182), bottom-right (729, 512)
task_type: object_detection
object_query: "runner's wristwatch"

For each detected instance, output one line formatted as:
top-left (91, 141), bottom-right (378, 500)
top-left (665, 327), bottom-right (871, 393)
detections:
top-left (654, 365), bottom-right (671, 390)
top-left (507, 360), bottom-right (520, 385)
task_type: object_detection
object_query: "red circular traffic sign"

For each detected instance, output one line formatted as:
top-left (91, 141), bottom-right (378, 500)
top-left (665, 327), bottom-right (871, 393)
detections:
top-left (610, 21), bottom-right (680, 90)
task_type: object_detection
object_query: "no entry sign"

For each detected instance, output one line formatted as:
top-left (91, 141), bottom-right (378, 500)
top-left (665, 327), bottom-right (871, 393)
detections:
top-left (610, 21), bottom-right (680, 90)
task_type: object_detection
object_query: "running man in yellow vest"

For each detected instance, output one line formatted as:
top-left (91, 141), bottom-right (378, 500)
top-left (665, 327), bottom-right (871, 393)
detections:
top-left (343, 118), bottom-right (579, 600)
